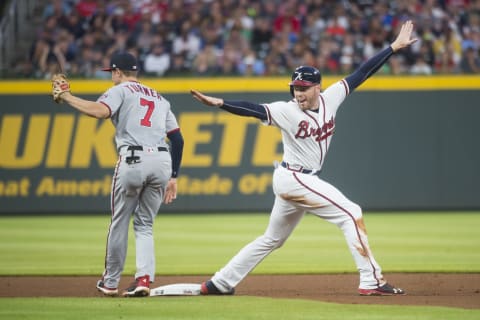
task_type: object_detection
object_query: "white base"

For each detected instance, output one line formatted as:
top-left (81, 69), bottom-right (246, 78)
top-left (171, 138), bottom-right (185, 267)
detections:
top-left (150, 283), bottom-right (202, 296)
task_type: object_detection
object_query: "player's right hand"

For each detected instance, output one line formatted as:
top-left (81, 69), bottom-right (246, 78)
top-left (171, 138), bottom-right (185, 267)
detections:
top-left (190, 89), bottom-right (224, 107)
top-left (164, 178), bottom-right (177, 204)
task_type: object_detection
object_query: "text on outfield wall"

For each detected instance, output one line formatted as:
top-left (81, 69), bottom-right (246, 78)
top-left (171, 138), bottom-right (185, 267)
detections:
top-left (0, 113), bottom-right (282, 169)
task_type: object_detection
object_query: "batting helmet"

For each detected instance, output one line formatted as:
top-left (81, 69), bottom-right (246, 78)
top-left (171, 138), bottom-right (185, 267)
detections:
top-left (289, 66), bottom-right (321, 96)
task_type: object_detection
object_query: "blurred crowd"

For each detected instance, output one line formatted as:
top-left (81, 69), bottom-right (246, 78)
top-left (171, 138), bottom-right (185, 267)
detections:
top-left (11, 0), bottom-right (480, 79)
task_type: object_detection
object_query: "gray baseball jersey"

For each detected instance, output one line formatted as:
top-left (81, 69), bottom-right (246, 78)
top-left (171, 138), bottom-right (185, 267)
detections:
top-left (98, 81), bottom-right (178, 289)
top-left (98, 81), bottom-right (179, 151)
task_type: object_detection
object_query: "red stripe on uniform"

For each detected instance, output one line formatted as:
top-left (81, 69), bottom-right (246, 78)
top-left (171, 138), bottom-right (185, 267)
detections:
top-left (292, 172), bottom-right (382, 286)
top-left (341, 79), bottom-right (349, 95)
top-left (111, 156), bottom-right (121, 217)
top-left (264, 104), bottom-right (273, 125)
top-left (103, 156), bottom-right (121, 272)
top-left (167, 127), bottom-right (180, 135)
top-left (319, 95), bottom-right (327, 166)
top-left (99, 101), bottom-right (112, 118)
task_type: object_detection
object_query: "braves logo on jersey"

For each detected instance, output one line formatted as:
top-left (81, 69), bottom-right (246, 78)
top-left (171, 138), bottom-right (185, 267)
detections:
top-left (295, 116), bottom-right (335, 142)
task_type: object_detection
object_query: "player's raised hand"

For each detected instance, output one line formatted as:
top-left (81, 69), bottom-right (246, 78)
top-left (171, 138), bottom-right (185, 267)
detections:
top-left (390, 20), bottom-right (418, 52)
top-left (190, 89), bottom-right (224, 107)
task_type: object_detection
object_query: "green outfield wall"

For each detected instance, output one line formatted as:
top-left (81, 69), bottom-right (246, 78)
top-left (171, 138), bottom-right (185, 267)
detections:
top-left (0, 76), bottom-right (479, 213)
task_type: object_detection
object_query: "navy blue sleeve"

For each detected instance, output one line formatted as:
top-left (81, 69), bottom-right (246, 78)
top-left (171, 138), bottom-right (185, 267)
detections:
top-left (167, 129), bottom-right (184, 178)
top-left (221, 100), bottom-right (268, 121)
top-left (345, 46), bottom-right (394, 92)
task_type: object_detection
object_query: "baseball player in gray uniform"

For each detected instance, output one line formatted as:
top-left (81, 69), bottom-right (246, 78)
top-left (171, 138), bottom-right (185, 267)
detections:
top-left (191, 21), bottom-right (416, 296)
top-left (52, 52), bottom-right (184, 297)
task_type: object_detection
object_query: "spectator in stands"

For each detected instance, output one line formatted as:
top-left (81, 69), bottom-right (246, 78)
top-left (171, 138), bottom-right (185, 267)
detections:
top-left (325, 13), bottom-right (348, 42)
top-left (134, 20), bottom-right (156, 54)
top-left (121, 2), bottom-right (142, 32)
top-left (144, 43), bottom-right (171, 76)
top-left (225, 6), bottom-right (254, 43)
top-left (138, 0), bottom-right (168, 26)
top-left (37, 38), bottom-right (71, 79)
top-left (72, 46), bottom-right (95, 77)
top-left (224, 25), bottom-right (250, 59)
top-left (316, 34), bottom-right (342, 74)
top-left (192, 44), bottom-right (219, 75)
top-left (432, 18), bottom-right (463, 73)
top-left (273, 3), bottom-right (301, 35)
top-left (302, 9), bottom-right (326, 47)
top-left (106, 30), bottom-right (129, 58)
top-left (288, 40), bottom-right (309, 70)
top-left (251, 16), bottom-right (273, 56)
top-left (57, 11), bottom-right (86, 40)
top-left (93, 54), bottom-right (112, 79)
top-left (219, 41), bottom-right (241, 75)
top-left (75, 0), bottom-right (98, 19)
top-left (37, 15), bottom-right (61, 46)
top-left (104, 6), bottom-right (130, 36)
top-left (460, 46), bottom-right (480, 73)
top-left (199, 17), bottom-right (224, 50)
top-left (14, 0), bottom-right (480, 78)
top-left (167, 53), bottom-right (190, 76)
top-left (339, 34), bottom-right (355, 74)
top-left (172, 20), bottom-right (201, 64)
top-left (42, 0), bottom-right (72, 20)
top-left (237, 49), bottom-right (265, 75)
top-left (263, 36), bottom-right (289, 75)
top-left (410, 55), bottom-right (434, 75)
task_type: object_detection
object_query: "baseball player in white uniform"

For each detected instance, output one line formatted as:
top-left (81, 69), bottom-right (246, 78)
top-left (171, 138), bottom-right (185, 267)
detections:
top-left (191, 21), bottom-right (416, 296)
top-left (52, 52), bottom-right (184, 297)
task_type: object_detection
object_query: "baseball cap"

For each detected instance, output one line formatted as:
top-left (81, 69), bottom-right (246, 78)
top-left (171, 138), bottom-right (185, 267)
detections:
top-left (289, 66), bottom-right (321, 86)
top-left (102, 52), bottom-right (138, 71)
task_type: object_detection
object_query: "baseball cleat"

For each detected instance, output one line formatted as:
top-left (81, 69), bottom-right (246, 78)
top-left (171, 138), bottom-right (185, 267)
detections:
top-left (122, 275), bottom-right (150, 297)
top-left (96, 280), bottom-right (118, 296)
top-left (200, 280), bottom-right (235, 295)
top-left (358, 283), bottom-right (406, 296)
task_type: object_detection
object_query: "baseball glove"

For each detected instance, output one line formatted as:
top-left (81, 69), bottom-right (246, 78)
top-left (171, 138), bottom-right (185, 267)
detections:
top-left (51, 73), bottom-right (71, 103)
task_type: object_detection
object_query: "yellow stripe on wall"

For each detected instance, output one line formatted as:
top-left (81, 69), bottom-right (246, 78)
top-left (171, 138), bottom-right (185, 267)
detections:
top-left (1, 75), bottom-right (479, 94)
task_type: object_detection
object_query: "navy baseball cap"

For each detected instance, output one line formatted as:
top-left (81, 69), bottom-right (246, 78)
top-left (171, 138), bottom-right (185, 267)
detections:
top-left (289, 66), bottom-right (321, 86)
top-left (102, 52), bottom-right (138, 71)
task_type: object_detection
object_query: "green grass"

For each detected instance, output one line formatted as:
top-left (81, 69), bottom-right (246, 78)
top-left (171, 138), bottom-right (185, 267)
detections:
top-left (0, 212), bottom-right (478, 275)
top-left (0, 297), bottom-right (479, 320)
top-left (0, 212), bottom-right (479, 320)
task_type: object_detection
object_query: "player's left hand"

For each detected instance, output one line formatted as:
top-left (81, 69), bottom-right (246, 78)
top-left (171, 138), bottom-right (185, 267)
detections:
top-left (190, 89), bottom-right (224, 107)
top-left (51, 73), bottom-right (71, 103)
top-left (390, 20), bottom-right (418, 52)
top-left (164, 178), bottom-right (177, 204)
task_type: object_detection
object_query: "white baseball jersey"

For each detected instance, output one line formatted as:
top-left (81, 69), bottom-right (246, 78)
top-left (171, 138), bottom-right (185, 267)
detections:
top-left (210, 79), bottom-right (386, 293)
top-left (207, 44), bottom-right (407, 295)
top-left (263, 80), bottom-right (349, 171)
top-left (97, 81), bottom-right (179, 151)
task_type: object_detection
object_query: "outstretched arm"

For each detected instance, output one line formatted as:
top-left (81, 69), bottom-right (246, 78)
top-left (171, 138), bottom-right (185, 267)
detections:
top-left (51, 74), bottom-right (110, 119)
top-left (345, 20), bottom-right (417, 92)
top-left (62, 93), bottom-right (111, 119)
top-left (190, 89), bottom-right (267, 120)
top-left (190, 89), bottom-right (224, 107)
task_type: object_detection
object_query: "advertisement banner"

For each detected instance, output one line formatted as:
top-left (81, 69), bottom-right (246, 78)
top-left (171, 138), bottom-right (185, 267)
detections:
top-left (1, 80), bottom-right (480, 213)
top-left (0, 94), bottom-right (285, 213)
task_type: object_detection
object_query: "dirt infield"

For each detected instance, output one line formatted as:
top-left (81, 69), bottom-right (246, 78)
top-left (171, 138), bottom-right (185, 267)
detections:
top-left (1, 273), bottom-right (479, 309)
